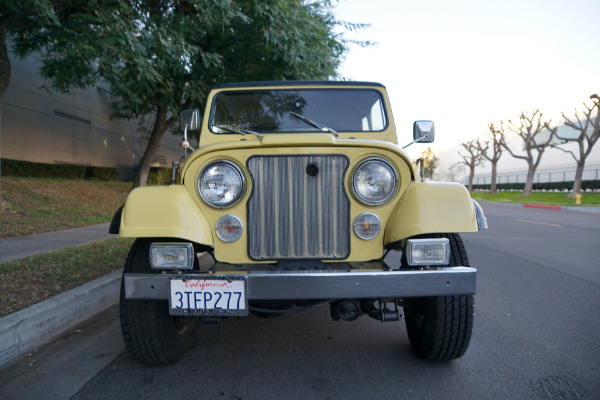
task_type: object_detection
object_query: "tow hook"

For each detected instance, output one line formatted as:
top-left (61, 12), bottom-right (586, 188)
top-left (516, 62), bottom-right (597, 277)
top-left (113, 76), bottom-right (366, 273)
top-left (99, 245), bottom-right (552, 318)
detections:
top-left (366, 299), bottom-right (402, 322)
top-left (330, 299), bottom-right (403, 322)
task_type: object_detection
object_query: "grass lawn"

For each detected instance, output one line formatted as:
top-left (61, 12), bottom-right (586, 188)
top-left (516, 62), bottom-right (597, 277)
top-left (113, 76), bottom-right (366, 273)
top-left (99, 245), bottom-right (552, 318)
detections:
top-left (0, 177), bottom-right (131, 239)
top-left (0, 177), bottom-right (136, 316)
top-left (0, 237), bottom-right (135, 317)
top-left (470, 191), bottom-right (600, 206)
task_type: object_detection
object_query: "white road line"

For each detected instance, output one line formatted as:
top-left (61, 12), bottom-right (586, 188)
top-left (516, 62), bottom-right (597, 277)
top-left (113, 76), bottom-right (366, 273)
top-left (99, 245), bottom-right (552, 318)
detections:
top-left (516, 219), bottom-right (562, 227)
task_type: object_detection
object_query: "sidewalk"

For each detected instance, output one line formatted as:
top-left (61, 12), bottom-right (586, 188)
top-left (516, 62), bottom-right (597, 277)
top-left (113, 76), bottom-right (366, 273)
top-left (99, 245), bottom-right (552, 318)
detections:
top-left (0, 223), bottom-right (120, 368)
top-left (0, 223), bottom-right (113, 263)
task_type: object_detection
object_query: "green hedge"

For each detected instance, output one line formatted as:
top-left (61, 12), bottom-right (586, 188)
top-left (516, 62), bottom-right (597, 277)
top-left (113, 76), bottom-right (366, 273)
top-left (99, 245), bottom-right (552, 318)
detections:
top-left (147, 167), bottom-right (172, 185)
top-left (471, 180), bottom-right (600, 192)
top-left (582, 180), bottom-right (600, 191)
top-left (472, 182), bottom-right (525, 191)
top-left (1, 158), bottom-right (118, 181)
top-left (85, 166), bottom-right (119, 181)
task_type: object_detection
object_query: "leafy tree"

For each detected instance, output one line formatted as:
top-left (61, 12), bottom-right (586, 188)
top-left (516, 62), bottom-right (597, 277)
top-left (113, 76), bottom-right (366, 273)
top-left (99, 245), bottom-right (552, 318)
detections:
top-left (551, 94), bottom-right (600, 196)
top-left (0, 1), bottom-right (59, 99)
top-left (484, 123), bottom-right (507, 194)
top-left (0, 1), bottom-right (60, 200)
top-left (419, 147), bottom-right (439, 180)
top-left (209, 1), bottom-right (348, 83)
top-left (457, 138), bottom-right (488, 192)
top-left (11, 0), bottom-right (359, 187)
top-left (500, 110), bottom-right (555, 195)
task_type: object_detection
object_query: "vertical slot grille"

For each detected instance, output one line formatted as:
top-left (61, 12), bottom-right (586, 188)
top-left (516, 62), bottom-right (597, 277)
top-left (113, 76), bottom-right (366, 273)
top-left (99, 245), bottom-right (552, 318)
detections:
top-left (247, 155), bottom-right (350, 260)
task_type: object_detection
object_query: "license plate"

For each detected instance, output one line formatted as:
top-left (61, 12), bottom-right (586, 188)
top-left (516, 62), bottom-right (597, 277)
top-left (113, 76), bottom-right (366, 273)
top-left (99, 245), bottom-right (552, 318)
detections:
top-left (169, 276), bottom-right (248, 316)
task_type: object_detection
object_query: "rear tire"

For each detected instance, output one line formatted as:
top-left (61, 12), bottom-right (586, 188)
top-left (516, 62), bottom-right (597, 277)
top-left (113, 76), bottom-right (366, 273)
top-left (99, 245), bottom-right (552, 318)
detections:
top-left (403, 233), bottom-right (474, 361)
top-left (120, 238), bottom-right (197, 365)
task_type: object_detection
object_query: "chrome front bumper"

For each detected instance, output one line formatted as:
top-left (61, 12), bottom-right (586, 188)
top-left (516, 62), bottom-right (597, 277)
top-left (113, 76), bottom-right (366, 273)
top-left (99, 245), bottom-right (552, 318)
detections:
top-left (124, 265), bottom-right (476, 301)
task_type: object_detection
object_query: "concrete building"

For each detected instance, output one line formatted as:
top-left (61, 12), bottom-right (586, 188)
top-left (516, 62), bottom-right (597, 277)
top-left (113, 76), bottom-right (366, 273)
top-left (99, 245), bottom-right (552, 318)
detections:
top-left (0, 50), bottom-right (184, 180)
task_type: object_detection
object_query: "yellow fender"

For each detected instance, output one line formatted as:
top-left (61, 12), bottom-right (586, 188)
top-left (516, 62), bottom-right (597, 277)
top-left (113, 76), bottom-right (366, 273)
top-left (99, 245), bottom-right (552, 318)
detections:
top-left (384, 182), bottom-right (479, 244)
top-left (119, 185), bottom-right (214, 246)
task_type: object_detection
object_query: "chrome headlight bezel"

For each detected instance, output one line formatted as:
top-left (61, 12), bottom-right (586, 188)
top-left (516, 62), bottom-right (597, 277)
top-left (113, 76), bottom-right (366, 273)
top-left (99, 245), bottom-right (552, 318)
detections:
top-left (352, 157), bottom-right (398, 206)
top-left (198, 160), bottom-right (245, 208)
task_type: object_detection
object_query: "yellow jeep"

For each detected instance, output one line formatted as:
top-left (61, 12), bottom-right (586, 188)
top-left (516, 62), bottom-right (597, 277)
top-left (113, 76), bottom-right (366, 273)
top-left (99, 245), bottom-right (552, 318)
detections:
top-left (111, 81), bottom-right (487, 365)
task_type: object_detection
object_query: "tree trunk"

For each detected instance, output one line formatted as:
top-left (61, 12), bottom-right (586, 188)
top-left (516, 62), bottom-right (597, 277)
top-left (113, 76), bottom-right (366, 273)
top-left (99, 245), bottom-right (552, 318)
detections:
top-left (490, 161), bottom-right (498, 194)
top-left (0, 100), bottom-right (3, 202)
top-left (0, 26), bottom-right (10, 98)
top-left (571, 160), bottom-right (585, 196)
top-left (0, 28), bottom-right (9, 201)
top-left (134, 106), bottom-right (169, 188)
top-left (523, 167), bottom-right (535, 195)
top-left (468, 164), bottom-right (475, 192)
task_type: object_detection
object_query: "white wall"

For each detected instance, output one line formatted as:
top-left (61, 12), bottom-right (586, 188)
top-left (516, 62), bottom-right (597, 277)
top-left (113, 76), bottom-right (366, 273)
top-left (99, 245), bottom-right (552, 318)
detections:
top-left (1, 51), bottom-right (185, 180)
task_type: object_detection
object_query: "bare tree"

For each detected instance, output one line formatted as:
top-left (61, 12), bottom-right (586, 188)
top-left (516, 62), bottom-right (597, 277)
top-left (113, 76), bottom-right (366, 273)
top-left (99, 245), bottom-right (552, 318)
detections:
top-left (457, 138), bottom-right (488, 192)
top-left (551, 94), bottom-right (600, 196)
top-left (500, 110), bottom-right (555, 195)
top-left (446, 163), bottom-right (465, 182)
top-left (484, 123), bottom-right (507, 194)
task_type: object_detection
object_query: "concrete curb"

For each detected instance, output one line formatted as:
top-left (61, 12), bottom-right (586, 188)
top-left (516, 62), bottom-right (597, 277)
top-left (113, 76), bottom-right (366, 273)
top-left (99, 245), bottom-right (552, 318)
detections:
top-left (523, 204), bottom-right (562, 210)
top-left (479, 201), bottom-right (600, 214)
top-left (560, 205), bottom-right (600, 213)
top-left (0, 270), bottom-right (121, 368)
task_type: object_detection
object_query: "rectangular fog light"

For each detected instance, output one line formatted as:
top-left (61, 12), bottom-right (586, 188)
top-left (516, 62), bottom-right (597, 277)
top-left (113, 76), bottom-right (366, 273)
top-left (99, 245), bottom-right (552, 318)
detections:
top-left (405, 238), bottom-right (450, 266)
top-left (150, 243), bottom-right (194, 270)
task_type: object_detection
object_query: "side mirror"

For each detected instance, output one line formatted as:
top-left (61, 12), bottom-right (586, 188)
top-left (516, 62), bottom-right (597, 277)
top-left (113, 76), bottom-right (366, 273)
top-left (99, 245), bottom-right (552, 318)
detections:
top-left (180, 109), bottom-right (200, 132)
top-left (402, 120), bottom-right (435, 149)
top-left (413, 120), bottom-right (435, 143)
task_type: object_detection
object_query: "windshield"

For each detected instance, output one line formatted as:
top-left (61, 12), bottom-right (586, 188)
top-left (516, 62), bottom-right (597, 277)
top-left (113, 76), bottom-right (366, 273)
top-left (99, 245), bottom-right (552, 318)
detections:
top-left (209, 89), bottom-right (387, 134)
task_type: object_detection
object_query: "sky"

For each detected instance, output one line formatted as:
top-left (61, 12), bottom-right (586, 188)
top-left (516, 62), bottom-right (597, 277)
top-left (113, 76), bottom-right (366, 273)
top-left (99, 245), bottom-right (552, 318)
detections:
top-left (331, 0), bottom-right (600, 166)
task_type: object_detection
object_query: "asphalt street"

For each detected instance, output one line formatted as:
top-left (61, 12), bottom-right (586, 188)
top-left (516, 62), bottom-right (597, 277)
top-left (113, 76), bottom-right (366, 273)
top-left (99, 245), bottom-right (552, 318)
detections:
top-left (1, 203), bottom-right (599, 399)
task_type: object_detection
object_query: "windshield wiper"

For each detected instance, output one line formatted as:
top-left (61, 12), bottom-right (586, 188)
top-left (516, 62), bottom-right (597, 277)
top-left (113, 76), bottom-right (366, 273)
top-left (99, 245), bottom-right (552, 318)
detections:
top-left (212, 125), bottom-right (262, 138)
top-left (289, 111), bottom-right (339, 137)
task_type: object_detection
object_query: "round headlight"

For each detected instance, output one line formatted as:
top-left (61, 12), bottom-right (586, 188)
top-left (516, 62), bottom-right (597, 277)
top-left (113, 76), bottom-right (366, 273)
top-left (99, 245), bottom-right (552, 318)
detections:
top-left (352, 158), bottom-right (398, 205)
top-left (198, 161), bottom-right (244, 207)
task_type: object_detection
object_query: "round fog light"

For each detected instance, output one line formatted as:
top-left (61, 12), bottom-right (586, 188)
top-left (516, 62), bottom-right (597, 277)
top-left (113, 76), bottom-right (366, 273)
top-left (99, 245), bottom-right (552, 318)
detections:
top-left (354, 212), bottom-right (381, 240)
top-left (216, 215), bottom-right (243, 242)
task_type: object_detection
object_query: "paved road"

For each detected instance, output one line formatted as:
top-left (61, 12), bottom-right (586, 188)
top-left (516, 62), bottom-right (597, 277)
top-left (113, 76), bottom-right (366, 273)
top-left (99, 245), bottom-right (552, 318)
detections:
top-left (471, 202), bottom-right (600, 284)
top-left (1, 203), bottom-right (599, 399)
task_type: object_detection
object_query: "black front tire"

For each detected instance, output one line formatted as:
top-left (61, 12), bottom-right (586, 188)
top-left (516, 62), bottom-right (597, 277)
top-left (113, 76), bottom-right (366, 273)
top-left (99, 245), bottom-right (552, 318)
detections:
top-left (120, 238), bottom-right (197, 365)
top-left (403, 233), bottom-right (475, 361)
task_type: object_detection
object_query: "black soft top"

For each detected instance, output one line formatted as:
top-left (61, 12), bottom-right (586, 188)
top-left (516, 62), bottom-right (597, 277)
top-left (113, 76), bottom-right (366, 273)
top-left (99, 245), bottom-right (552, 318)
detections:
top-left (212, 80), bottom-right (385, 89)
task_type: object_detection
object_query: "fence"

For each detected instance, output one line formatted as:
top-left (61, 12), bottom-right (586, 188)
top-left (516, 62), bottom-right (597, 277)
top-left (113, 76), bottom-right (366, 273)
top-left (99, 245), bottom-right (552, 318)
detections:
top-left (469, 166), bottom-right (600, 186)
